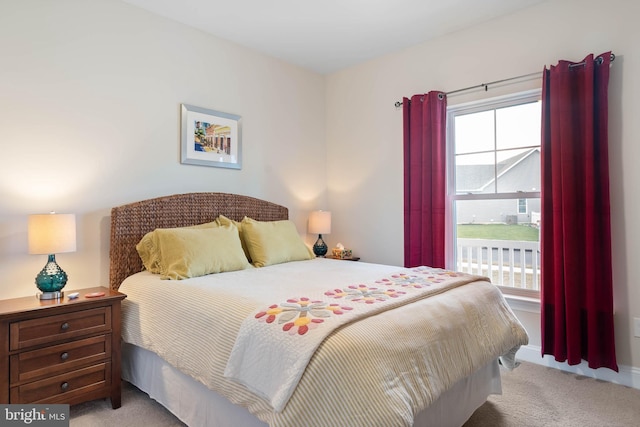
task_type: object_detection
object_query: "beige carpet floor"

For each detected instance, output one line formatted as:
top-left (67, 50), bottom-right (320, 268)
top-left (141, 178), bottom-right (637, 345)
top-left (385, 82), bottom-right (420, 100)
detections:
top-left (464, 362), bottom-right (640, 427)
top-left (70, 361), bottom-right (640, 426)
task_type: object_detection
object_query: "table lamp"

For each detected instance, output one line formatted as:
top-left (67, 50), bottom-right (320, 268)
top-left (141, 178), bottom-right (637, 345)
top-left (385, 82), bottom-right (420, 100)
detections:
top-left (28, 213), bottom-right (77, 300)
top-left (308, 210), bottom-right (331, 257)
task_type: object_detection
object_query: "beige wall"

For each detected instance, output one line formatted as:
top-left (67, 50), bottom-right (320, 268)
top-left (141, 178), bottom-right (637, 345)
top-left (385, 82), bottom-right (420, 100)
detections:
top-left (326, 0), bottom-right (640, 376)
top-left (0, 0), bottom-right (327, 298)
top-left (1, 0), bottom-right (637, 385)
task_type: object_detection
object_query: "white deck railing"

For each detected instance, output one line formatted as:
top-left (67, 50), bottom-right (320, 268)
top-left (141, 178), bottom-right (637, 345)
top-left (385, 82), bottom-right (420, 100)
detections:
top-left (456, 238), bottom-right (541, 291)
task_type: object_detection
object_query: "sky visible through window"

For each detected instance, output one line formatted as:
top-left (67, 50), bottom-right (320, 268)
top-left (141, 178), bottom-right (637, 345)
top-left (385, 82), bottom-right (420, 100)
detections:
top-left (454, 101), bottom-right (541, 165)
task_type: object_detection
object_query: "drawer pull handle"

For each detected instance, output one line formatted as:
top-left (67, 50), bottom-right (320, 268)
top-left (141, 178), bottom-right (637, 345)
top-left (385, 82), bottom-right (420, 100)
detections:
top-left (60, 382), bottom-right (69, 392)
top-left (60, 352), bottom-right (69, 361)
top-left (60, 322), bottom-right (69, 331)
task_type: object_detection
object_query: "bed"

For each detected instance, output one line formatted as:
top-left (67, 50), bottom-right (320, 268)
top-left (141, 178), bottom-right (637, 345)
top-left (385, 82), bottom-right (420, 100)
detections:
top-left (109, 192), bottom-right (528, 427)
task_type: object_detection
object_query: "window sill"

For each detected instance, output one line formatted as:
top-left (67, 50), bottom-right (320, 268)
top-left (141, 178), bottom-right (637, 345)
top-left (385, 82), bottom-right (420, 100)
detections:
top-left (504, 294), bottom-right (540, 313)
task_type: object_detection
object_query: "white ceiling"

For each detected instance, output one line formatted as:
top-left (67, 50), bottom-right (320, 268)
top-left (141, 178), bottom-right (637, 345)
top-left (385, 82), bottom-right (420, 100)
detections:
top-left (120, 0), bottom-right (545, 74)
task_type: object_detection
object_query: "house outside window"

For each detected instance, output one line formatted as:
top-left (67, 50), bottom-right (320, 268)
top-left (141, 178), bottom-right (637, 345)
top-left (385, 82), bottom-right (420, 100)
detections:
top-left (446, 90), bottom-right (541, 299)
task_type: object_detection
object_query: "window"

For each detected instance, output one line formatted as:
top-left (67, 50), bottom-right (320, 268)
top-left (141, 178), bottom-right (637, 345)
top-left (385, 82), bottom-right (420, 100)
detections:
top-left (447, 90), bottom-right (541, 298)
top-left (517, 198), bottom-right (527, 214)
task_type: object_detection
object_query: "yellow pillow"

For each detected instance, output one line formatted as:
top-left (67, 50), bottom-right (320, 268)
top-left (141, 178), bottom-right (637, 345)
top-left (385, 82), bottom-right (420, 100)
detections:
top-left (241, 217), bottom-right (314, 267)
top-left (216, 215), bottom-right (251, 262)
top-left (136, 221), bottom-right (218, 273)
top-left (155, 224), bottom-right (250, 280)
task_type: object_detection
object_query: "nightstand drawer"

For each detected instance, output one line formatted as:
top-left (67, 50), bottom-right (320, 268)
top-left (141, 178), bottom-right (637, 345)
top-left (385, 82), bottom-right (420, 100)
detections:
top-left (10, 362), bottom-right (111, 404)
top-left (10, 334), bottom-right (111, 384)
top-left (10, 307), bottom-right (112, 351)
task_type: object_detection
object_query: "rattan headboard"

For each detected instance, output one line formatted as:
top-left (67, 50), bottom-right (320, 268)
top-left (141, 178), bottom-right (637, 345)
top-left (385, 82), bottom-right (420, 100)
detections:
top-left (109, 192), bottom-right (289, 290)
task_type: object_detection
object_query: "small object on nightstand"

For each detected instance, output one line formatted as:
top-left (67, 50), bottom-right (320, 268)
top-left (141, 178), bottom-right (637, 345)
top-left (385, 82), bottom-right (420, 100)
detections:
top-left (85, 292), bottom-right (105, 298)
top-left (332, 243), bottom-right (353, 259)
top-left (67, 292), bottom-right (79, 299)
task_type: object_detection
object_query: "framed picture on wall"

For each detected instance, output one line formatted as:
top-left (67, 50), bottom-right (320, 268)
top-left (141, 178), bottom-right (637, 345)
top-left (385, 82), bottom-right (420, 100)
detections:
top-left (180, 104), bottom-right (242, 169)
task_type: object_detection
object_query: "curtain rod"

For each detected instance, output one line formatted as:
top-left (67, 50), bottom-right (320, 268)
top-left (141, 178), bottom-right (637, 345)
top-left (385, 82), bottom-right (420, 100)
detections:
top-left (394, 53), bottom-right (615, 108)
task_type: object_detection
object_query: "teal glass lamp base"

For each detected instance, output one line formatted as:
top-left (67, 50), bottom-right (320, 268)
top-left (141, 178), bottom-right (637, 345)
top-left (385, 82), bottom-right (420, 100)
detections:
top-left (313, 234), bottom-right (328, 257)
top-left (35, 254), bottom-right (68, 300)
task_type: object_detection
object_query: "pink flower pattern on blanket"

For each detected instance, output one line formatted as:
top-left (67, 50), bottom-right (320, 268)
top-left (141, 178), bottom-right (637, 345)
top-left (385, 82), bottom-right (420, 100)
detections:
top-left (376, 267), bottom-right (463, 288)
top-left (255, 297), bottom-right (353, 335)
top-left (324, 284), bottom-right (405, 303)
top-left (254, 268), bottom-right (465, 336)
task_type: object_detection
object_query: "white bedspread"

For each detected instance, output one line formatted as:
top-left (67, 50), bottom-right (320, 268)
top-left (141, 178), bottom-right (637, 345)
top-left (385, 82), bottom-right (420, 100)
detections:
top-left (224, 266), bottom-right (489, 411)
top-left (120, 258), bottom-right (528, 427)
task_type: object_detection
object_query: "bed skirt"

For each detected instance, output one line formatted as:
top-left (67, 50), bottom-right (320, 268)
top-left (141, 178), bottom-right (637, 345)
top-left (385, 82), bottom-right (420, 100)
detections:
top-left (121, 342), bottom-right (501, 427)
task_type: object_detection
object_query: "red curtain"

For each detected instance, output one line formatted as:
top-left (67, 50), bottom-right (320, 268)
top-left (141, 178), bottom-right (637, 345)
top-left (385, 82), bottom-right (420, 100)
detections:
top-left (403, 92), bottom-right (447, 268)
top-left (541, 52), bottom-right (618, 371)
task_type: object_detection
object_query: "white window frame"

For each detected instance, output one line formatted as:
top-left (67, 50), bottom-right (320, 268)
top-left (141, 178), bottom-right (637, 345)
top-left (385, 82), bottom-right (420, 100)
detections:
top-left (445, 89), bottom-right (541, 299)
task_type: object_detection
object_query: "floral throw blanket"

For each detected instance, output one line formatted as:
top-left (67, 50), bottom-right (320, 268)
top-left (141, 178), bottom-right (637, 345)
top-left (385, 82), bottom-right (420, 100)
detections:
top-left (224, 266), bottom-right (489, 412)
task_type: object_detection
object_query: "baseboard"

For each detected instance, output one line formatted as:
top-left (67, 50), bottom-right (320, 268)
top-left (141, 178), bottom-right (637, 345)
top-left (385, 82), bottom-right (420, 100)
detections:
top-left (517, 344), bottom-right (640, 390)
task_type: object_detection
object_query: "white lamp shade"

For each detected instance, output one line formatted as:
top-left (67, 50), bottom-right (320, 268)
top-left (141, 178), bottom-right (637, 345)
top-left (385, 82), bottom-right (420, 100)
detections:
top-left (28, 213), bottom-right (77, 255)
top-left (308, 210), bottom-right (331, 235)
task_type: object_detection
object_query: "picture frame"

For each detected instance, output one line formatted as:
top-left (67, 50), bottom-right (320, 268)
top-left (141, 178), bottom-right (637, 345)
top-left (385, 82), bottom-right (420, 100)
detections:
top-left (180, 103), bottom-right (242, 169)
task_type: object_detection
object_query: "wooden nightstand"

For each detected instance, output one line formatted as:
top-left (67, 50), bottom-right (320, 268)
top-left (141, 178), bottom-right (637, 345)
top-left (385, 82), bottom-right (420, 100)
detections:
top-left (325, 255), bottom-right (360, 261)
top-left (0, 287), bottom-right (126, 408)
